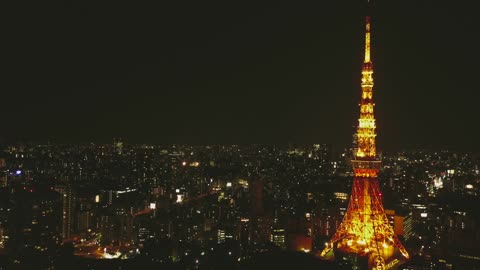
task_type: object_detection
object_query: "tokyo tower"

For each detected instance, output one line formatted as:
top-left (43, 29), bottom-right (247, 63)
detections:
top-left (320, 16), bottom-right (410, 270)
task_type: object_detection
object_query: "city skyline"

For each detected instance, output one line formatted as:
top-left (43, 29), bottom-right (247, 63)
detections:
top-left (4, 1), bottom-right (479, 150)
top-left (2, 2), bottom-right (480, 269)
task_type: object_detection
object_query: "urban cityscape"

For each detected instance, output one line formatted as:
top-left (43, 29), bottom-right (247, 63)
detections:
top-left (2, 1), bottom-right (479, 270)
top-left (0, 143), bottom-right (479, 269)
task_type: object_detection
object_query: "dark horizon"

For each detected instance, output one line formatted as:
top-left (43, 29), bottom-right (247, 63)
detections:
top-left (4, 1), bottom-right (479, 151)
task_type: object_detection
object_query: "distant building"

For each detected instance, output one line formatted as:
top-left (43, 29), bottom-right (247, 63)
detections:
top-left (250, 179), bottom-right (263, 216)
top-left (385, 209), bottom-right (409, 236)
top-left (270, 228), bottom-right (286, 250)
top-left (7, 186), bottom-right (62, 255)
top-left (217, 229), bottom-right (226, 244)
top-left (0, 159), bottom-right (6, 188)
top-left (98, 205), bottom-right (134, 246)
top-left (287, 234), bottom-right (312, 253)
top-left (55, 185), bottom-right (75, 240)
top-left (403, 212), bottom-right (414, 241)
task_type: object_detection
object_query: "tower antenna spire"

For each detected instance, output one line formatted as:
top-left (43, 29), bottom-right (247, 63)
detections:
top-left (364, 16), bottom-right (371, 63)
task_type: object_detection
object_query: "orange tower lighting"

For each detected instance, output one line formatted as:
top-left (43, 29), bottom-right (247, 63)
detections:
top-left (320, 16), bottom-right (409, 270)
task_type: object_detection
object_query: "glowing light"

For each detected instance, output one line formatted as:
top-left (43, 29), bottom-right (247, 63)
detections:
top-left (102, 250), bottom-right (122, 259)
top-left (149, 203), bottom-right (156, 209)
top-left (364, 16), bottom-right (371, 63)
top-left (434, 177), bottom-right (443, 188)
top-left (95, 195), bottom-right (100, 203)
top-left (334, 192), bottom-right (348, 200)
top-left (115, 189), bottom-right (136, 194)
top-left (420, 213), bottom-right (428, 218)
top-left (238, 179), bottom-right (248, 188)
top-left (15, 170), bottom-right (21, 175)
top-left (466, 184), bottom-right (473, 189)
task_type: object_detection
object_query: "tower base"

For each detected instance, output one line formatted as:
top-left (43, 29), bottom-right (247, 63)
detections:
top-left (323, 246), bottom-right (405, 270)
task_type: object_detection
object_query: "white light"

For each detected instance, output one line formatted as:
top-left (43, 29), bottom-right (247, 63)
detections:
top-left (420, 213), bottom-right (428, 218)
top-left (466, 184), bottom-right (473, 189)
top-left (149, 203), bottom-right (156, 209)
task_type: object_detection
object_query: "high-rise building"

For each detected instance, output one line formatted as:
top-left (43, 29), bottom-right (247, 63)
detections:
top-left (402, 212), bottom-right (414, 241)
top-left (0, 159), bottom-right (6, 188)
top-left (55, 185), bottom-right (75, 240)
top-left (250, 179), bottom-right (263, 216)
top-left (320, 15), bottom-right (409, 270)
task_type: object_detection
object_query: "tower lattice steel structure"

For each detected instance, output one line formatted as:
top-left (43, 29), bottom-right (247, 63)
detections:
top-left (320, 16), bottom-right (409, 270)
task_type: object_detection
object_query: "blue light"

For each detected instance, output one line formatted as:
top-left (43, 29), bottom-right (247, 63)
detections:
top-left (15, 170), bottom-right (21, 175)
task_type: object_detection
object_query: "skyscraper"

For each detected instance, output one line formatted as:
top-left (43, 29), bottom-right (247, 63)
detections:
top-left (55, 185), bottom-right (75, 240)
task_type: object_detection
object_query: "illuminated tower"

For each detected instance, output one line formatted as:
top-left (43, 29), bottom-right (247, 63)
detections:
top-left (320, 16), bottom-right (409, 269)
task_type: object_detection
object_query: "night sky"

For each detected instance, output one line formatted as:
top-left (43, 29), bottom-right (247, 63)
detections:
top-left (4, 1), bottom-right (479, 151)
